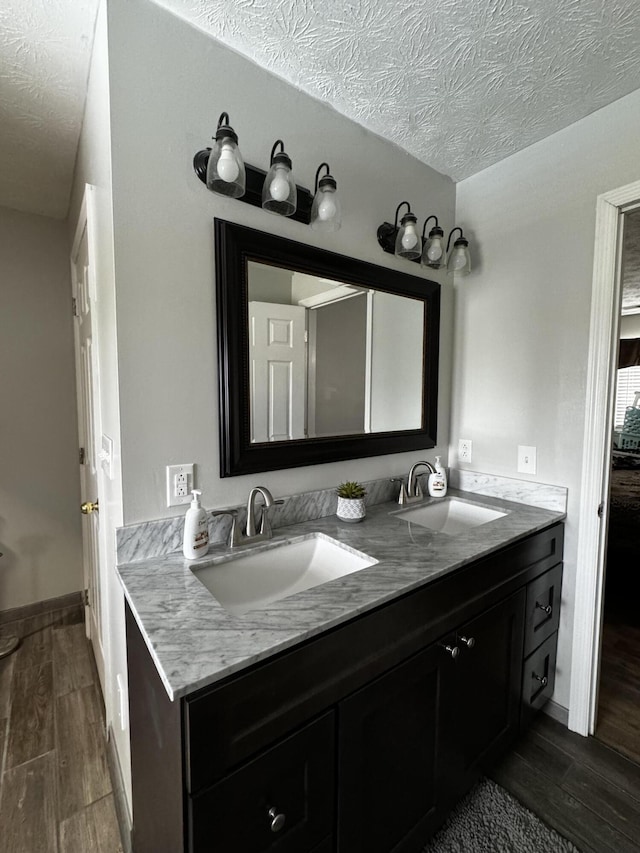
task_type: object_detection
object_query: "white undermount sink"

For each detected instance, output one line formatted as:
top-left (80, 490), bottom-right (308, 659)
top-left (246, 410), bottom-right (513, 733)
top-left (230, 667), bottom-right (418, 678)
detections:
top-left (392, 497), bottom-right (507, 536)
top-left (192, 533), bottom-right (377, 616)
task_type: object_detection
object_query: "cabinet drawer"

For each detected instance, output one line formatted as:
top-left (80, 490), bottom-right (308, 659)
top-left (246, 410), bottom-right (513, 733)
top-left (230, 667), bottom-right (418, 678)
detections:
top-left (188, 712), bottom-right (335, 853)
top-left (524, 563), bottom-right (562, 657)
top-left (521, 633), bottom-right (557, 725)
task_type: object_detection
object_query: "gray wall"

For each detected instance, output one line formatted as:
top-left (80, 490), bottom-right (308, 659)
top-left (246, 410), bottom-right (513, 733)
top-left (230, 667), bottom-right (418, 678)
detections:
top-left (248, 262), bottom-right (293, 304)
top-left (107, 0), bottom-right (455, 524)
top-left (0, 205), bottom-right (82, 609)
top-left (454, 85), bottom-right (640, 711)
top-left (314, 296), bottom-right (367, 436)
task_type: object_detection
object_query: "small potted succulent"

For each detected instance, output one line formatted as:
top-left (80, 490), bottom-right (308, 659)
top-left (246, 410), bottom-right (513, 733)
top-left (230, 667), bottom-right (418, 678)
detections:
top-left (336, 481), bottom-right (367, 523)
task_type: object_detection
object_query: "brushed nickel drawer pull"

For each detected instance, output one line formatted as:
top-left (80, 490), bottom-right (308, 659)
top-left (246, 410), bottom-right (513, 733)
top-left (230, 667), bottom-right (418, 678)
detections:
top-left (439, 643), bottom-right (460, 659)
top-left (535, 602), bottom-right (552, 615)
top-left (458, 635), bottom-right (475, 649)
top-left (533, 672), bottom-right (548, 687)
top-left (268, 806), bottom-right (286, 833)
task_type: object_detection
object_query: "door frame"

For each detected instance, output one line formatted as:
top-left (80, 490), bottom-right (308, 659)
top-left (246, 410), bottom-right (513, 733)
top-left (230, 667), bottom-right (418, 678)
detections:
top-left (70, 184), bottom-right (108, 693)
top-left (569, 178), bottom-right (640, 735)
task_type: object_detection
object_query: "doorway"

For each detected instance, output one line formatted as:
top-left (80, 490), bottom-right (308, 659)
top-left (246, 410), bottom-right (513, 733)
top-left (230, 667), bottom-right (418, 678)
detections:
top-left (570, 178), bottom-right (640, 738)
top-left (595, 210), bottom-right (640, 762)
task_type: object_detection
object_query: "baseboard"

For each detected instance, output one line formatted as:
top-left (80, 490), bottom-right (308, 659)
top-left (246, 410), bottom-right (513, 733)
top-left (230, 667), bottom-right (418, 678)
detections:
top-left (542, 698), bottom-right (569, 727)
top-left (107, 726), bottom-right (133, 853)
top-left (0, 590), bottom-right (83, 625)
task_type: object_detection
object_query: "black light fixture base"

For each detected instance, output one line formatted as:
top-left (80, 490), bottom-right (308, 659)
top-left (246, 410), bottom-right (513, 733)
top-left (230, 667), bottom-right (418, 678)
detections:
top-left (377, 222), bottom-right (422, 264)
top-left (193, 149), bottom-right (313, 224)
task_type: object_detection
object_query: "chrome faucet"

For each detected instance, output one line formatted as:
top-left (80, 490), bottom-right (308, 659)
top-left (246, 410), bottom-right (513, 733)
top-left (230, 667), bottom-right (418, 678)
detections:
top-left (212, 486), bottom-right (284, 548)
top-left (397, 461), bottom-right (436, 505)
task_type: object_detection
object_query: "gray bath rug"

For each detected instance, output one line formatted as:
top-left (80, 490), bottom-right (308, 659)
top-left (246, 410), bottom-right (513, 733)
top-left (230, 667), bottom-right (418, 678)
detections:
top-left (424, 778), bottom-right (580, 852)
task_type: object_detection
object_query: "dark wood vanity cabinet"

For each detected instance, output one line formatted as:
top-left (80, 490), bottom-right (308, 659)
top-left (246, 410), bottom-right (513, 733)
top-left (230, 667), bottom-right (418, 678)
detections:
top-left (338, 592), bottom-right (526, 853)
top-left (189, 712), bottom-right (335, 853)
top-left (338, 643), bottom-right (452, 852)
top-left (447, 590), bottom-right (526, 804)
top-left (126, 523), bottom-right (564, 853)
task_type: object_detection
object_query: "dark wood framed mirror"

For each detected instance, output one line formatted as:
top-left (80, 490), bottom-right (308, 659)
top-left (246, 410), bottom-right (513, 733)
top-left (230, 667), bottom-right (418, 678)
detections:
top-left (215, 219), bottom-right (440, 476)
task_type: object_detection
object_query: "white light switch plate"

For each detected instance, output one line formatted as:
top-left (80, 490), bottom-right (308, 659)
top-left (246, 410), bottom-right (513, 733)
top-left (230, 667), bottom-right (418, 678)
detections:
top-left (517, 445), bottom-right (537, 474)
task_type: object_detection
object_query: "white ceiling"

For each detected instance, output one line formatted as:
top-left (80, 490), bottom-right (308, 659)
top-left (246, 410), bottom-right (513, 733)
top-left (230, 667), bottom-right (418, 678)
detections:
top-left (158, 0), bottom-right (640, 183)
top-left (2, 0), bottom-right (640, 224)
top-left (0, 0), bottom-right (99, 219)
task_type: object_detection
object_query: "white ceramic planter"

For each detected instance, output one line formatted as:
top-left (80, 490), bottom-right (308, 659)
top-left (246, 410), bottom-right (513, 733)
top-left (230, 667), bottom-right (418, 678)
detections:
top-left (336, 496), bottom-right (366, 523)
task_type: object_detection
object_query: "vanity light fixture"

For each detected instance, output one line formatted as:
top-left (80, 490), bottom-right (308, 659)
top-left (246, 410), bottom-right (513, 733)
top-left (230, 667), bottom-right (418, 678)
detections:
top-left (194, 117), bottom-right (314, 224)
top-left (262, 140), bottom-right (297, 216)
top-left (394, 202), bottom-right (421, 260)
top-left (446, 228), bottom-right (472, 276)
top-left (310, 163), bottom-right (341, 232)
top-left (205, 112), bottom-right (246, 198)
top-left (377, 203), bottom-right (429, 265)
top-left (421, 216), bottom-right (446, 269)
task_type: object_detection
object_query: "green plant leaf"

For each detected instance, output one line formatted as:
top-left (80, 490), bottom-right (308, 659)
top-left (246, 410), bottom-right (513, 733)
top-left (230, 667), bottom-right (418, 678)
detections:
top-left (336, 481), bottom-right (366, 499)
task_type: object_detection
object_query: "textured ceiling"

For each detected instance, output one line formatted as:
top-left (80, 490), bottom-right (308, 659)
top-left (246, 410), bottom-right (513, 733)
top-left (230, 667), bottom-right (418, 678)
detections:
top-left (158, 0), bottom-right (640, 182)
top-left (622, 211), bottom-right (640, 315)
top-left (0, 0), bottom-right (99, 219)
top-left (2, 0), bottom-right (640, 220)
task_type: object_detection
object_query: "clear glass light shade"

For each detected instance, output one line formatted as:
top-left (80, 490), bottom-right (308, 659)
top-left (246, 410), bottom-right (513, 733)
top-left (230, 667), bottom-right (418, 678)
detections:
top-left (421, 233), bottom-right (446, 268)
top-left (447, 241), bottom-right (471, 275)
top-left (395, 218), bottom-right (421, 260)
top-left (310, 185), bottom-right (342, 231)
top-left (206, 138), bottom-right (246, 198)
top-left (262, 163), bottom-right (297, 216)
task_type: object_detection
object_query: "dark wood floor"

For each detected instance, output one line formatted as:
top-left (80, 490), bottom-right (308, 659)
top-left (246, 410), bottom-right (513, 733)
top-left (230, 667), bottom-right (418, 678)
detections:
top-left (595, 543), bottom-right (640, 767)
top-left (4, 602), bottom-right (640, 853)
top-left (492, 712), bottom-right (640, 853)
top-left (597, 614), bottom-right (640, 766)
top-left (0, 604), bottom-right (123, 853)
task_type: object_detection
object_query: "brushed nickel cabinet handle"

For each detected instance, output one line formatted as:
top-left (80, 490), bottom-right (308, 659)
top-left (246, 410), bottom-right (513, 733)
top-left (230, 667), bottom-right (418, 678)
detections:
top-left (536, 602), bottom-right (552, 615)
top-left (458, 635), bottom-right (475, 649)
top-left (268, 806), bottom-right (286, 833)
top-left (440, 643), bottom-right (460, 659)
top-left (533, 672), bottom-right (548, 687)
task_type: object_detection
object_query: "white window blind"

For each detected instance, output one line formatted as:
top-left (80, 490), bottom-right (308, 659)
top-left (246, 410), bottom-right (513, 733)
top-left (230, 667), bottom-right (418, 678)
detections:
top-left (614, 365), bottom-right (640, 427)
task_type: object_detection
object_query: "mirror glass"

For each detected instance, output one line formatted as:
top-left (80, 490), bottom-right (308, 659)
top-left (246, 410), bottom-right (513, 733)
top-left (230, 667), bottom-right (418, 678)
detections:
top-left (247, 261), bottom-right (425, 442)
top-left (215, 219), bottom-right (440, 477)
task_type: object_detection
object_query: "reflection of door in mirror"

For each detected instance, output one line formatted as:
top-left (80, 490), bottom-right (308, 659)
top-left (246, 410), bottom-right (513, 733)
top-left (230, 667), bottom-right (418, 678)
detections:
top-left (308, 293), bottom-right (368, 438)
top-left (369, 291), bottom-right (424, 432)
top-left (249, 301), bottom-right (306, 442)
top-left (247, 260), bottom-right (425, 443)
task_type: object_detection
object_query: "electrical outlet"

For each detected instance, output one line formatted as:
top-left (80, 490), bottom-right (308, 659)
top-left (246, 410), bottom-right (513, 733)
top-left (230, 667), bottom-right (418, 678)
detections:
top-left (166, 463), bottom-right (194, 506)
top-left (175, 472), bottom-right (189, 497)
top-left (458, 439), bottom-right (472, 463)
top-left (517, 445), bottom-right (537, 475)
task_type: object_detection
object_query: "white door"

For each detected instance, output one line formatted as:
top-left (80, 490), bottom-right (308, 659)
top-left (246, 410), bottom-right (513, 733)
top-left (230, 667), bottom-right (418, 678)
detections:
top-left (249, 301), bottom-right (306, 442)
top-left (71, 197), bottom-right (106, 693)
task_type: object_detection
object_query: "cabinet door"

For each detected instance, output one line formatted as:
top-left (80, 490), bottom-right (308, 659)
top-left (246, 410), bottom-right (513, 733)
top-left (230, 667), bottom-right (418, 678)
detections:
top-left (451, 590), bottom-right (525, 797)
top-left (189, 712), bottom-right (334, 853)
top-left (338, 643), bottom-right (455, 853)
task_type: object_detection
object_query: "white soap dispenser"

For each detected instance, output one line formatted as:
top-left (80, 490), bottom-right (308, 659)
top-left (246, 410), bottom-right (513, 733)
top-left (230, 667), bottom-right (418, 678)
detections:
top-left (428, 456), bottom-right (447, 498)
top-left (183, 489), bottom-right (210, 560)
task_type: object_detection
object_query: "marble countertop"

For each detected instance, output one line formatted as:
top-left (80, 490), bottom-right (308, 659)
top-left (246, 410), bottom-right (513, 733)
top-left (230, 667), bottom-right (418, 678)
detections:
top-left (117, 489), bottom-right (565, 701)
